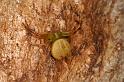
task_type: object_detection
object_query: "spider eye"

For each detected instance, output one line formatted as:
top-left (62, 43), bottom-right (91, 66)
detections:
top-left (48, 38), bottom-right (52, 42)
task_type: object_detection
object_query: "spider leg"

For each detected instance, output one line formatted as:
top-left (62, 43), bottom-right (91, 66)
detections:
top-left (69, 26), bottom-right (81, 35)
top-left (22, 19), bottom-right (48, 40)
top-left (31, 43), bottom-right (49, 53)
top-left (31, 44), bottom-right (46, 48)
top-left (71, 41), bottom-right (87, 56)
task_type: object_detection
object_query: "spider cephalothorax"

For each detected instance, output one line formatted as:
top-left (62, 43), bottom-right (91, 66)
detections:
top-left (47, 32), bottom-right (69, 42)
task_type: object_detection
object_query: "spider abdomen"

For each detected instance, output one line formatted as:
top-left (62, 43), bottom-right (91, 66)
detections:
top-left (51, 39), bottom-right (71, 60)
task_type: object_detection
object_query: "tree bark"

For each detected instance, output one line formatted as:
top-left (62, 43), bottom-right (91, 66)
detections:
top-left (0, 0), bottom-right (124, 82)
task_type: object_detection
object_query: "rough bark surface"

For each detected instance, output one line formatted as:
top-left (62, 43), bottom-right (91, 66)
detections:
top-left (0, 0), bottom-right (123, 82)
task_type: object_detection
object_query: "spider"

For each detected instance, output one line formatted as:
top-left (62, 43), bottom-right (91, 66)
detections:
top-left (22, 20), bottom-right (81, 60)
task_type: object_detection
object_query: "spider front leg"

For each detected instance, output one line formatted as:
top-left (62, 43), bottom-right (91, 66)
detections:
top-left (22, 20), bottom-right (48, 40)
top-left (22, 20), bottom-right (51, 51)
top-left (69, 26), bottom-right (81, 35)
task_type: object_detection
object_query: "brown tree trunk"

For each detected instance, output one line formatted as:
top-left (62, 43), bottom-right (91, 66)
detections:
top-left (0, 0), bottom-right (124, 82)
